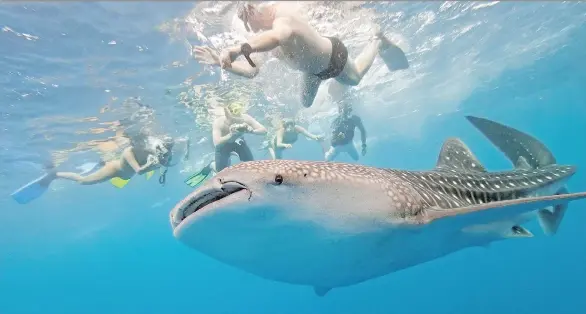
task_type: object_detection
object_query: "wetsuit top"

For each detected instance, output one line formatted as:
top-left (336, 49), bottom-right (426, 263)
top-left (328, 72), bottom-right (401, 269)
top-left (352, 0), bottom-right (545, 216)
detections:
top-left (330, 114), bottom-right (361, 147)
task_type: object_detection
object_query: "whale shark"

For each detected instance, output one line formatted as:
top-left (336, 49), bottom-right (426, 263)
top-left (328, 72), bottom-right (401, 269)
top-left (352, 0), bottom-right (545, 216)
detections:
top-left (169, 116), bottom-right (585, 296)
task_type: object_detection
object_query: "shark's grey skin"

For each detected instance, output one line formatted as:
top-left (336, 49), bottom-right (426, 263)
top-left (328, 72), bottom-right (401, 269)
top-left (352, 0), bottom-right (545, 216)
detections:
top-left (169, 116), bottom-right (586, 296)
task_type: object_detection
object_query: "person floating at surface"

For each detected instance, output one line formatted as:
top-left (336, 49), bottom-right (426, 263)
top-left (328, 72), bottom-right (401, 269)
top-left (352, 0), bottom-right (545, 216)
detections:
top-left (55, 132), bottom-right (188, 188)
top-left (11, 123), bottom-right (190, 204)
top-left (185, 102), bottom-right (267, 187)
top-left (192, 2), bottom-right (408, 109)
top-left (267, 118), bottom-right (324, 160)
top-left (325, 102), bottom-right (367, 162)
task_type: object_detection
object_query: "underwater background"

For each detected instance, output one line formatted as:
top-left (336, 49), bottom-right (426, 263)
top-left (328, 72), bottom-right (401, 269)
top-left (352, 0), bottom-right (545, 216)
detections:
top-left (1, 2), bottom-right (585, 314)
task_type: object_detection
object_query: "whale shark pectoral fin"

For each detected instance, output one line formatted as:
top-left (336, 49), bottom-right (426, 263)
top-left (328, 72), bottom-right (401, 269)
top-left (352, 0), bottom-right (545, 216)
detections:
top-left (423, 192), bottom-right (586, 228)
top-left (313, 286), bottom-right (332, 297)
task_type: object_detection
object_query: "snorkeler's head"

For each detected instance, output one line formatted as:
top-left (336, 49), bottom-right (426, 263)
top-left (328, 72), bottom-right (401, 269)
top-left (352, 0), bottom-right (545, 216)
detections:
top-left (155, 136), bottom-right (175, 166)
top-left (226, 102), bottom-right (245, 117)
top-left (237, 2), bottom-right (274, 32)
top-left (339, 102), bottom-right (353, 117)
top-left (281, 118), bottom-right (296, 131)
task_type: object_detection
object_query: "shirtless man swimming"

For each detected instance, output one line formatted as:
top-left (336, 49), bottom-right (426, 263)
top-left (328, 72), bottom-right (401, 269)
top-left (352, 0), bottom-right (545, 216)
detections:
top-left (193, 2), bottom-right (406, 108)
top-left (184, 102), bottom-right (267, 187)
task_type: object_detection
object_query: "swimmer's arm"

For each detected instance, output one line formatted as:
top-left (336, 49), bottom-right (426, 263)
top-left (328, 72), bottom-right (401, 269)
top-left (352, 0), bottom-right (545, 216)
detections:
top-left (243, 114), bottom-right (268, 135)
top-left (275, 128), bottom-right (287, 148)
top-left (295, 125), bottom-right (320, 141)
top-left (223, 59), bottom-right (261, 78)
top-left (183, 137), bottom-right (190, 161)
top-left (229, 19), bottom-right (292, 56)
top-left (212, 119), bottom-right (240, 147)
top-left (122, 147), bottom-right (153, 173)
top-left (355, 116), bottom-right (367, 146)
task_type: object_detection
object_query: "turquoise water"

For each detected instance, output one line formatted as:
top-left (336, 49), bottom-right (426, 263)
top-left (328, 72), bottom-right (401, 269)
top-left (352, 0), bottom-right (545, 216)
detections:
top-left (1, 2), bottom-right (586, 313)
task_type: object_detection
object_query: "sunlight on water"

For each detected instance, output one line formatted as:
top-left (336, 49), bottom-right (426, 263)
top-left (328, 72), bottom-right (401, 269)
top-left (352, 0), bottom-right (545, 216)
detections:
top-left (168, 1), bottom-right (585, 143)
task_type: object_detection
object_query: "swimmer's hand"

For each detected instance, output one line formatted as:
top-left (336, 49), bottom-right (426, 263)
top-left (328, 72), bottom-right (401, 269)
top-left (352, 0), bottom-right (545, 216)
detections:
top-left (220, 46), bottom-right (240, 69)
top-left (313, 135), bottom-right (325, 142)
top-left (229, 124), bottom-right (246, 136)
top-left (193, 46), bottom-right (220, 66)
top-left (361, 143), bottom-right (367, 156)
top-left (147, 154), bottom-right (159, 166)
top-left (282, 144), bottom-right (293, 149)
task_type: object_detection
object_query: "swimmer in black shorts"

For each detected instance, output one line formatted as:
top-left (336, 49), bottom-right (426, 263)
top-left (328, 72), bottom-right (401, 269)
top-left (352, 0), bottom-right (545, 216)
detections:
top-left (325, 102), bottom-right (367, 162)
top-left (192, 2), bottom-right (408, 109)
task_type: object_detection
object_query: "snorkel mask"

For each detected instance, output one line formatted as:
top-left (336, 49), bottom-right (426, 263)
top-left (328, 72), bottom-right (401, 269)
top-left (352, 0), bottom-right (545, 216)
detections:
top-left (153, 136), bottom-right (174, 166)
top-left (227, 102), bottom-right (245, 117)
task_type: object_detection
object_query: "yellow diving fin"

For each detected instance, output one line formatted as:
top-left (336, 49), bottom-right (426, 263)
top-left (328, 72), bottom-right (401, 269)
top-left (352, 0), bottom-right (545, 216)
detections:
top-left (110, 177), bottom-right (131, 189)
top-left (110, 170), bottom-right (156, 189)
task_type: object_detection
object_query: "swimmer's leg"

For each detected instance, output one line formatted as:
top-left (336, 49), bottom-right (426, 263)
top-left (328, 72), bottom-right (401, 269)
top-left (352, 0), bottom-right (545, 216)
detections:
top-left (347, 143), bottom-right (360, 161)
top-left (56, 162), bottom-right (119, 185)
top-left (235, 140), bottom-right (254, 162)
top-left (214, 148), bottom-right (231, 172)
top-left (325, 146), bottom-right (340, 162)
top-left (274, 148), bottom-right (283, 160)
top-left (301, 72), bottom-right (323, 108)
top-left (268, 147), bottom-right (277, 160)
top-left (337, 37), bottom-right (381, 86)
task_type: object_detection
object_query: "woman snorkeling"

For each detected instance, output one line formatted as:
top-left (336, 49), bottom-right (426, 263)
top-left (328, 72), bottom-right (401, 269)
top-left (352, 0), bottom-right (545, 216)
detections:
top-left (54, 132), bottom-right (182, 186)
top-left (268, 118), bottom-right (324, 160)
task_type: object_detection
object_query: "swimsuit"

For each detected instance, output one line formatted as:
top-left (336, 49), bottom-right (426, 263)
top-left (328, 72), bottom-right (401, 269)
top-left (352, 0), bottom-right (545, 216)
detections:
top-left (330, 115), bottom-right (360, 147)
top-left (215, 138), bottom-right (254, 172)
top-left (315, 37), bottom-right (349, 80)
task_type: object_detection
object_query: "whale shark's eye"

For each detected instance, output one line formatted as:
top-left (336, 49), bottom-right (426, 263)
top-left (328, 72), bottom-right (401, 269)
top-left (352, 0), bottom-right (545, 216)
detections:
top-left (274, 174), bottom-right (283, 185)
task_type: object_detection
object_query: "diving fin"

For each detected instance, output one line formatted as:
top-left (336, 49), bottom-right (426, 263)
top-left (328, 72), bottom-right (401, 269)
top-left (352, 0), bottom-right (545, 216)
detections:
top-left (11, 160), bottom-right (99, 204)
top-left (185, 162), bottom-right (215, 187)
top-left (378, 34), bottom-right (409, 71)
top-left (110, 177), bottom-right (130, 188)
top-left (11, 171), bottom-right (57, 204)
top-left (111, 170), bottom-right (155, 189)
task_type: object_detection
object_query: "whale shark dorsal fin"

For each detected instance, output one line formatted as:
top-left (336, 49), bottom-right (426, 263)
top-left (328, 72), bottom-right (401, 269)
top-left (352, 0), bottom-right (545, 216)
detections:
top-left (515, 156), bottom-right (532, 170)
top-left (435, 138), bottom-right (486, 173)
top-left (313, 286), bottom-right (331, 297)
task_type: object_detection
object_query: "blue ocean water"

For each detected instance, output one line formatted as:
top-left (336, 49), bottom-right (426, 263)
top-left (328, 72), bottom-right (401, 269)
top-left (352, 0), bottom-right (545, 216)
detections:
top-left (1, 2), bottom-right (585, 314)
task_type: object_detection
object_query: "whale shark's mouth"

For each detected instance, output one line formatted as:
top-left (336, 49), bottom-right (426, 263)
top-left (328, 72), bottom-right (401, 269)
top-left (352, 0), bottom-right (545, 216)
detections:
top-left (170, 181), bottom-right (248, 229)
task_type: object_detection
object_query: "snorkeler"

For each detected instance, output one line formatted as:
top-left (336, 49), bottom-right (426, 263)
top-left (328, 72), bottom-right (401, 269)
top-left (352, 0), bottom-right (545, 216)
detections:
top-left (185, 102), bottom-right (266, 187)
top-left (54, 133), bottom-right (188, 187)
top-left (324, 102), bottom-right (367, 162)
top-left (267, 118), bottom-right (324, 160)
top-left (192, 2), bottom-right (408, 108)
top-left (11, 132), bottom-right (189, 204)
